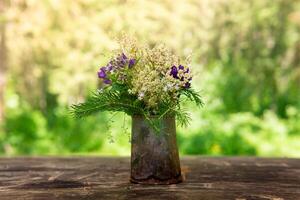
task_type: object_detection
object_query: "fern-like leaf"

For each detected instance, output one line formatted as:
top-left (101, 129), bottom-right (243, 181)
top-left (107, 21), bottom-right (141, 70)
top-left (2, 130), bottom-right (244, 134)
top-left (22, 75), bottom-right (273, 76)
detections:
top-left (180, 89), bottom-right (204, 107)
top-left (71, 90), bottom-right (143, 118)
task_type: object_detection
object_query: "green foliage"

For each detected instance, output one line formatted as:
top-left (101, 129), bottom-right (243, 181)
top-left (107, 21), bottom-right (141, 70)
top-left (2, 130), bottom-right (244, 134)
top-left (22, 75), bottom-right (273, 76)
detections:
top-left (0, 105), bottom-right (107, 155)
top-left (0, 0), bottom-right (300, 156)
top-left (71, 89), bottom-right (143, 118)
top-left (3, 109), bottom-right (48, 154)
top-left (178, 109), bottom-right (300, 157)
top-left (71, 85), bottom-right (200, 132)
top-left (180, 89), bottom-right (204, 107)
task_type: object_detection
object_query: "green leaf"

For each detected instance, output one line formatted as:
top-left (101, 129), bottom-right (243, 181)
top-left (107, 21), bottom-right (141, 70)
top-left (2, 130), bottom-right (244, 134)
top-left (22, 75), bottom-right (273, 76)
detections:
top-left (180, 89), bottom-right (204, 107)
top-left (70, 89), bottom-right (143, 118)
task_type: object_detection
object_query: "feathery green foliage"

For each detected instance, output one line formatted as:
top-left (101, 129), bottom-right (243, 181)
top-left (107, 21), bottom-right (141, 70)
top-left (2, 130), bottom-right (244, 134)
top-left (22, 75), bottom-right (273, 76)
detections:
top-left (180, 89), bottom-right (204, 107)
top-left (71, 85), bottom-right (144, 118)
top-left (71, 84), bottom-right (202, 130)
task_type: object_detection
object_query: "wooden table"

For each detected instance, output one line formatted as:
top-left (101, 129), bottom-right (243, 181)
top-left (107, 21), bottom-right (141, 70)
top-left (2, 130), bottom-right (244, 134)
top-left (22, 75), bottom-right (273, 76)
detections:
top-left (0, 157), bottom-right (299, 200)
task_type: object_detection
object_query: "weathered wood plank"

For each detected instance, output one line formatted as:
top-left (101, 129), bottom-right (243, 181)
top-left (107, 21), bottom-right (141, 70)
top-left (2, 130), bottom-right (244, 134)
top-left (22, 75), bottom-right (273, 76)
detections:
top-left (0, 157), bottom-right (299, 200)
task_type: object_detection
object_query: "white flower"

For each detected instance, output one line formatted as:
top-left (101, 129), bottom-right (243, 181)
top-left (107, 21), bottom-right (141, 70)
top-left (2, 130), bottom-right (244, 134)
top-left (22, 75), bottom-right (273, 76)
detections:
top-left (97, 88), bottom-right (104, 94)
top-left (167, 83), bottom-right (173, 88)
top-left (138, 92), bottom-right (145, 100)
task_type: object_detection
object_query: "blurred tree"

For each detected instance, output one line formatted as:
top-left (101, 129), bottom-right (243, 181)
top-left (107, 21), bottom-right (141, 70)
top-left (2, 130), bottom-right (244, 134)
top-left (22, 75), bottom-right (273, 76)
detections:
top-left (0, 0), bottom-right (7, 121)
top-left (0, 0), bottom-right (299, 156)
top-left (206, 0), bottom-right (300, 117)
top-left (5, 0), bottom-right (299, 115)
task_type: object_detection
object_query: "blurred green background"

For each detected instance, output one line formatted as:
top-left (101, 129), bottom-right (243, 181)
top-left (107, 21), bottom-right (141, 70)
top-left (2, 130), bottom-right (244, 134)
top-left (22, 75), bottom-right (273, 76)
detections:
top-left (0, 0), bottom-right (299, 157)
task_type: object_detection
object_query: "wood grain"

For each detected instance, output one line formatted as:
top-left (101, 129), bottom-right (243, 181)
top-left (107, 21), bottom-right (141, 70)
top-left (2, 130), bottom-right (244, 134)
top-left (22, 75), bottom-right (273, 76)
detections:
top-left (0, 157), bottom-right (299, 200)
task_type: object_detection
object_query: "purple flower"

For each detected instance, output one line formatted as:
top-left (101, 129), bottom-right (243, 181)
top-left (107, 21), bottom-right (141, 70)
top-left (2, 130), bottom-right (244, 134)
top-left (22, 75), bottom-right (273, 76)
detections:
top-left (106, 64), bottom-right (113, 71)
top-left (178, 65), bottom-right (184, 70)
top-left (170, 65), bottom-right (178, 78)
top-left (184, 82), bottom-right (191, 88)
top-left (103, 79), bottom-right (112, 84)
top-left (121, 53), bottom-right (127, 60)
top-left (114, 53), bottom-right (128, 68)
top-left (98, 68), bottom-right (106, 79)
top-left (128, 59), bottom-right (136, 68)
top-left (120, 60), bottom-right (126, 66)
top-left (185, 68), bottom-right (190, 73)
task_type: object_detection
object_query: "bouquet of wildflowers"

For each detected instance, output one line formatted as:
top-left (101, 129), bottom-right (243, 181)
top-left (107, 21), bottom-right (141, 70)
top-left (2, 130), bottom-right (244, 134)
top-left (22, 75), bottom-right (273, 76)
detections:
top-left (71, 36), bottom-right (203, 129)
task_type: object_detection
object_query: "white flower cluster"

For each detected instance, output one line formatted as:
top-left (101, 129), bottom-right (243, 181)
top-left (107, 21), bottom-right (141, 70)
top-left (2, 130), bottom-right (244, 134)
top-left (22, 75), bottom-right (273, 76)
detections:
top-left (116, 36), bottom-right (193, 110)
